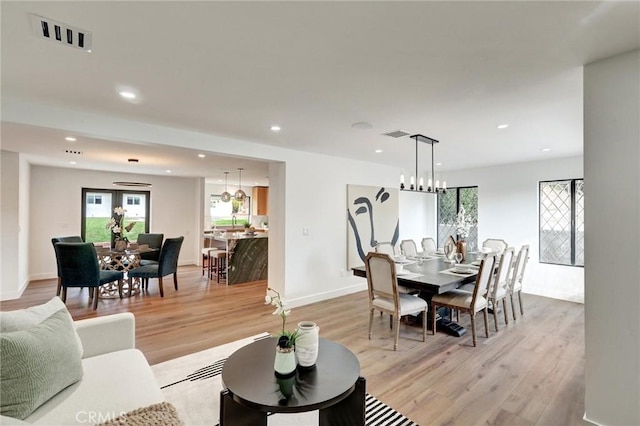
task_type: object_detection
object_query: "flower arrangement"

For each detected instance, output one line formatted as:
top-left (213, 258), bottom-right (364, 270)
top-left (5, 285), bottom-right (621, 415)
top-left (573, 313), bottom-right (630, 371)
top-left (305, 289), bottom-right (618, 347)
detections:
top-left (454, 206), bottom-right (476, 240)
top-left (265, 287), bottom-right (297, 349)
top-left (106, 206), bottom-right (136, 242)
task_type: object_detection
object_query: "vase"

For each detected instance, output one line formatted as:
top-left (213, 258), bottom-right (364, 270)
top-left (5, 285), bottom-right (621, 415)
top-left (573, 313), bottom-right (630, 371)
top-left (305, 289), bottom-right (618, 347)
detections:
top-left (115, 240), bottom-right (127, 252)
top-left (295, 321), bottom-right (319, 368)
top-left (456, 240), bottom-right (468, 261)
top-left (274, 346), bottom-right (296, 377)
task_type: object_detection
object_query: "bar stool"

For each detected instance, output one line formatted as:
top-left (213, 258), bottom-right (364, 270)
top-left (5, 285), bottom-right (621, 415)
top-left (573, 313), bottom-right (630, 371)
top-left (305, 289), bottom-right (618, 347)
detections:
top-left (202, 248), bottom-right (218, 279)
top-left (215, 250), bottom-right (227, 283)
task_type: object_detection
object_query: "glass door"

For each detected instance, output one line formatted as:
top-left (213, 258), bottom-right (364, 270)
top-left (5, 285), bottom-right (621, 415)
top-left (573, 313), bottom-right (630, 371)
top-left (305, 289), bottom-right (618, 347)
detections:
top-left (82, 188), bottom-right (150, 245)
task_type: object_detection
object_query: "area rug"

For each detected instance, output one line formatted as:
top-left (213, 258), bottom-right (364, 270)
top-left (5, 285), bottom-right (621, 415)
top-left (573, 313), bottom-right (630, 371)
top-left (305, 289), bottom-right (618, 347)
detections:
top-left (151, 333), bottom-right (419, 426)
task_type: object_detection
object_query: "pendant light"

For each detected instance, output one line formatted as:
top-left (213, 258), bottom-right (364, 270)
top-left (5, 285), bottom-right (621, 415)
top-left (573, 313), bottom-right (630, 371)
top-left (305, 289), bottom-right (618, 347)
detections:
top-left (220, 172), bottom-right (231, 202)
top-left (234, 168), bottom-right (247, 201)
top-left (400, 134), bottom-right (446, 194)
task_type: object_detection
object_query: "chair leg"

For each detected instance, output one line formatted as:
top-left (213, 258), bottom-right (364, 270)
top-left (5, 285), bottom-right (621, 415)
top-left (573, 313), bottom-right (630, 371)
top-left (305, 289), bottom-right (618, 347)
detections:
top-left (483, 309), bottom-right (489, 338)
top-left (510, 294), bottom-right (517, 320)
top-left (158, 277), bottom-right (164, 297)
top-left (502, 299), bottom-right (509, 325)
top-left (389, 315), bottom-right (393, 329)
top-left (173, 272), bottom-right (178, 290)
top-left (422, 308), bottom-right (427, 342)
top-left (470, 313), bottom-right (477, 347)
top-left (92, 288), bottom-right (99, 310)
top-left (56, 278), bottom-right (62, 296)
top-left (518, 291), bottom-right (524, 315)
top-left (368, 309), bottom-right (374, 340)
top-left (493, 303), bottom-right (499, 332)
top-left (61, 286), bottom-right (67, 302)
top-left (118, 279), bottom-right (123, 299)
top-left (431, 304), bottom-right (437, 335)
top-left (394, 316), bottom-right (400, 351)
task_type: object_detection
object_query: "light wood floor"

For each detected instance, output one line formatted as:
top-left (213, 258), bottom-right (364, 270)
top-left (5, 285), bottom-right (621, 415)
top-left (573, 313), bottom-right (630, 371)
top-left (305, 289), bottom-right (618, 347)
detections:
top-left (1, 265), bottom-right (586, 426)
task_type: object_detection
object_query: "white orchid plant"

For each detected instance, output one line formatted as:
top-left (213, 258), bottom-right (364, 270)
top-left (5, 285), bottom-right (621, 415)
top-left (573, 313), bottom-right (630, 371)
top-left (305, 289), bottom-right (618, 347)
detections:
top-left (106, 206), bottom-right (136, 242)
top-left (265, 287), bottom-right (297, 349)
top-left (454, 206), bottom-right (476, 240)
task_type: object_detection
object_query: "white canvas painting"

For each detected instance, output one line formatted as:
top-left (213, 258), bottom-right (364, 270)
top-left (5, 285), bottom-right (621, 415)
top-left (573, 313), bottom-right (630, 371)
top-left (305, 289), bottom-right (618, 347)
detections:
top-left (347, 185), bottom-right (399, 269)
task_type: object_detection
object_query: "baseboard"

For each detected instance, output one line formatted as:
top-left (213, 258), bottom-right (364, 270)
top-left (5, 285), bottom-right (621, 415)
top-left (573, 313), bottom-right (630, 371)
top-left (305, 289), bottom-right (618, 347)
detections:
top-left (0, 276), bottom-right (30, 301)
top-left (583, 412), bottom-right (604, 425)
top-left (286, 282), bottom-right (368, 308)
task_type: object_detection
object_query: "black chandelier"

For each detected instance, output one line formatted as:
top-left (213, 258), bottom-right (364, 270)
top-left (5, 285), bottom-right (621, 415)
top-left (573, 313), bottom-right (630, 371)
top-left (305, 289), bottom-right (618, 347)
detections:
top-left (400, 134), bottom-right (446, 194)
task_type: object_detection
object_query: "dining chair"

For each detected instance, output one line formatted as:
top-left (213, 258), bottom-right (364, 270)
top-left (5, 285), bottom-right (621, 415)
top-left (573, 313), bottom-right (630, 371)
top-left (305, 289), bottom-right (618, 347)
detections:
top-left (421, 237), bottom-right (437, 254)
top-left (364, 252), bottom-right (428, 351)
top-left (54, 242), bottom-right (124, 309)
top-left (51, 236), bottom-right (84, 296)
top-left (508, 245), bottom-right (530, 320)
top-left (445, 235), bottom-right (458, 259)
top-left (487, 247), bottom-right (515, 332)
top-left (431, 253), bottom-right (497, 347)
top-left (128, 236), bottom-right (184, 297)
top-left (374, 243), bottom-right (416, 295)
top-left (374, 242), bottom-right (396, 257)
top-left (400, 240), bottom-right (419, 257)
top-left (482, 238), bottom-right (508, 255)
top-left (136, 233), bottom-right (164, 265)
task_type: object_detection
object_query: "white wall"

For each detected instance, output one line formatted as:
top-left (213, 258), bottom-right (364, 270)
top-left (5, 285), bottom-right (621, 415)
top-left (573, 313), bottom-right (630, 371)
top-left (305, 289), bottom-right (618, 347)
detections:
top-left (1, 151), bottom-right (30, 299)
top-left (583, 50), bottom-right (639, 426)
top-left (444, 156), bottom-right (584, 302)
top-left (27, 166), bottom-right (200, 282)
top-left (398, 191), bottom-right (437, 251)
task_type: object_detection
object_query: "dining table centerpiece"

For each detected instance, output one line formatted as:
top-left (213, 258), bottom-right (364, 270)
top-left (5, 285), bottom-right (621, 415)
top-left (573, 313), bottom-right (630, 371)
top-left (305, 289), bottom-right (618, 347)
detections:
top-left (106, 206), bottom-right (136, 251)
top-left (265, 287), bottom-right (298, 377)
top-left (453, 206), bottom-right (475, 261)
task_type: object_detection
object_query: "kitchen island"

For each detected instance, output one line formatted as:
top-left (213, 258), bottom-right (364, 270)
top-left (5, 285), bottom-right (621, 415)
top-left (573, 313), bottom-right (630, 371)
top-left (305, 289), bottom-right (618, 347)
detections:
top-left (203, 231), bottom-right (268, 285)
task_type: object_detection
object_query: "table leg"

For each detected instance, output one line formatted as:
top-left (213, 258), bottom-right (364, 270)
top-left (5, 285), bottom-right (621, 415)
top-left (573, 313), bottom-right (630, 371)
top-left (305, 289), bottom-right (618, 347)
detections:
top-left (319, 376), bottom-right (366, 426)
top-left (219, 389), bottom-right (266, 426)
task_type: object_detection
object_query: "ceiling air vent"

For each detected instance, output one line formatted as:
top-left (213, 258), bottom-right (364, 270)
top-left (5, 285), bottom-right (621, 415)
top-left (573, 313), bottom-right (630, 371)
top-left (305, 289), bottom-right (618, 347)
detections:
top-left (381, 129), bottom-right (411, 138)
top-left (30, 14), bottom-right (93, 52)
top-left (64, 149), bottom-right (83, 155)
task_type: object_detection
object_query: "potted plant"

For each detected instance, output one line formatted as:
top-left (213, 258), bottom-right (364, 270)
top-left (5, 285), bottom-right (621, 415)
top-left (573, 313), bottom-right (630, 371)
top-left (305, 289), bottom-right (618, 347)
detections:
top-left (265, 288), bottom-right (298, 377)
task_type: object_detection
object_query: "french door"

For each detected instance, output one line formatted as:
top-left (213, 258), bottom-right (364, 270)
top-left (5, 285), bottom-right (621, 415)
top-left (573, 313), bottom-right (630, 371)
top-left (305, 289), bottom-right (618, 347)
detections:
top-left (81, 188), bottom-right (150, 244)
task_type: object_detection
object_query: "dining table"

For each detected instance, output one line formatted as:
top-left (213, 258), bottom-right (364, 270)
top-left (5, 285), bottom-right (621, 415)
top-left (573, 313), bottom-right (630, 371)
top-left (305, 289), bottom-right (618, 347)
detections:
top-left (352, 253), bottom-right (484, 336)
top-left (96, 246), bottom-right (158, 298)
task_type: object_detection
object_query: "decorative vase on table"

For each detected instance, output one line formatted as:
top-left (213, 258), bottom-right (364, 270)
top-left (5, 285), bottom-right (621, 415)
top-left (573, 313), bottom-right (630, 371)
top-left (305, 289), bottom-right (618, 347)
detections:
top-left (274, 336), bottom-right (296, 377)
top-left (295, 321), bottom-right (319, 368)
top-left (456, 240), bottom-right (467, 261)
top-left (114, 239), bottom-right (127, 252)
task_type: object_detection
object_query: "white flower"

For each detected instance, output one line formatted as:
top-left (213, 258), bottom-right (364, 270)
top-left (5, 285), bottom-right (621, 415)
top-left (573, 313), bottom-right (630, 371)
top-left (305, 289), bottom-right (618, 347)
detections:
top-left (114, 207), bottom-right (125, 216)
top-left (265, 295), bottom-right (272, 304)
top-left (112, 225), bottom-right (121, 234)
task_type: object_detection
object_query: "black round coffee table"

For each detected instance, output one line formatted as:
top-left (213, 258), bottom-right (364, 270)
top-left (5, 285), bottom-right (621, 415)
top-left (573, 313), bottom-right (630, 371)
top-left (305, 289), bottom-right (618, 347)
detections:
top-left (220, 336), bottom-right (366, 426)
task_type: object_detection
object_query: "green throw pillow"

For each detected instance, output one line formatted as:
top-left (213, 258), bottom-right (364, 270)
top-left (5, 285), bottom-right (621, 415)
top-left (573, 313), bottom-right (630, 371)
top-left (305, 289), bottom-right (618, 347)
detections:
top-left (0, 296), bottom-right (83, 357)
top-left (0, 309), bottom-right (84, 420)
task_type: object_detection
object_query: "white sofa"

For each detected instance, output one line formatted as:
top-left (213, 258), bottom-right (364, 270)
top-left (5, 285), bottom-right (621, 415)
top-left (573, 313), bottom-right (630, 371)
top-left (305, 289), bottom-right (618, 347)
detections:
top-left (1, 313), bottom-right (164, 425)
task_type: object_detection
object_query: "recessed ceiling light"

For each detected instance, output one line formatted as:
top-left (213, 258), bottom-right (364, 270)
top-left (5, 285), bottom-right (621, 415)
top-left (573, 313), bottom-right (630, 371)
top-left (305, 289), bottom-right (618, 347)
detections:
top-left (375, 149), bottom-right (383, 153)
top-left (65, 136), bottom-right (76, 142)
top-left (436, 162), bottom-right (442, 166)
top-left (497, 124), bottom-right (509, 129)
top-left (541, 148), bottom-right (551, 152)
top-left (198, 154), bottom-right (206, 158)
top-left (118, 91), bottom-right (136, 100)
top-left (270, 125), bottom-right (281, 132)
top-left (69, 161), bottom-right (76, 165)
top-left (165, 169), bottom-right (172, 173)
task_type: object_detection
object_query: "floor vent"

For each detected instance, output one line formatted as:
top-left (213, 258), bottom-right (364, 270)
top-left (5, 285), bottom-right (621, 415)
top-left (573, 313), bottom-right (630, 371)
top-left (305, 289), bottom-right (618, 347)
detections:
top-left (381, 129), bottom-right (411, 138)
top-left (30, 14), bottom-right (93, 52)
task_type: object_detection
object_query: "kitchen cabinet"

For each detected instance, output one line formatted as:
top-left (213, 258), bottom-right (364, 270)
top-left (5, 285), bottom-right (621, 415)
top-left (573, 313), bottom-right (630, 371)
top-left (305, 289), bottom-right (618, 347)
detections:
top-left (252, 186), bottom-right (269, 215)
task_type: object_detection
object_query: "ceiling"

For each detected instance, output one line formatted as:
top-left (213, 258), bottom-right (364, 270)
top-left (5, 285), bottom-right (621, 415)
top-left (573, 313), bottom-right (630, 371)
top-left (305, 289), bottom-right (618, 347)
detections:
top-left (2, 1), bottom-right (639, 184)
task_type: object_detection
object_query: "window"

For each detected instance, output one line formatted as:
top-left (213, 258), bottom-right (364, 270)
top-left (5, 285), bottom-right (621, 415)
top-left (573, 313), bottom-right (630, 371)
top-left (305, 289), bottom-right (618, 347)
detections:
top-left (210, 195), bottom-right (251, 227)
top-left (87, 194), bottom-right (102, 205)
top-left (437, 186), bottom-right (478, 250)
top-left (81, 189), bottom-right (150, 244)
top-left (539, 179), bottom-right (584, 266)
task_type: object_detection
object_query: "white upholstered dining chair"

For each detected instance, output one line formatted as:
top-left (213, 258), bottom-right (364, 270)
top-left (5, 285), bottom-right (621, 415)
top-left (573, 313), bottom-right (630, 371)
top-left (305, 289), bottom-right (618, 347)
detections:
top-left (431, 253), bottom-right (497, 347)
top-left (508, 245), bottom-right (530, 320)
top-left (400, 240), bottom-right (419, 258)
top-left (364, 252), bottom-right (428, 351)
top-left (374, 242), bottom-right (396, 257)
top-left (421, 237), bottom-right (437, 254)
top-left (482, 238), bottom-right (508, 255)
top-left (487, 246), bottom-right (515, 332)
